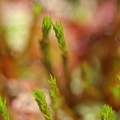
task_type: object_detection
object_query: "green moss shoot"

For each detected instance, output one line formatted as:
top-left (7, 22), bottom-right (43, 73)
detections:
top-left (53, 22), bottom-right (67, 53)
top-left (49, 75), bottom-right (61, 110)
top-left (101, 104), bottom-right (114, 120)
top-left (0, 97), bottom-right (10, 120)
top-left (33, 89), bottom-right (53, 120)
top-left (42, 16), bottom-right (52, 39)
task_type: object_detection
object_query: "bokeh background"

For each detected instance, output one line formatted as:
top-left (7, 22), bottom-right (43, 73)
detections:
top-left (0, 0), bottom-right (120, 120)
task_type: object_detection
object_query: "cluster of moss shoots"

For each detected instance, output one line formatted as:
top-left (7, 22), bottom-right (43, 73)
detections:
top-left (0, 3), bottom-right (119, 120)
top-left (0, 75), bottom-right (116, 120)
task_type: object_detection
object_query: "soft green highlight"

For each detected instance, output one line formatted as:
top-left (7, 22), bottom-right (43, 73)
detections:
top-left (33, 2), bottom-right (42, 19)
top-left (117, 75), bottom-right (120, 83)
top-left (0, 97), bottom-right (10, 120)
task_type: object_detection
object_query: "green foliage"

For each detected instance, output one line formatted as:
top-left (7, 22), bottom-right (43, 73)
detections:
top-left (34, 5), bottom-right (42, 18)
top-left (48, 75), bottom-right (61, 110)
top-left (33, 3), bottom-right (42, 19)
top-left (53, 22), bottom-right (67, 53)
top-left (40, 16), bottom-right (53, 74)
top-left (0, 97), bottom-right (10, 120)
top-left (101, 104), bottom-right (114, 120)
top-left (33, 89), bottom-right (53, 120)
top-left (42, 16), bottom-right (52, 38)
top-left (117, 75), bottom-right (120, 83)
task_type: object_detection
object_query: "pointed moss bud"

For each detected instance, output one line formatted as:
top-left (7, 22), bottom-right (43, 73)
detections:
top-left (48, 75), bottom-right (61, 110)
top-left (0, 97), bottom-right (10, 120)
top-left (42, 16), bottom-right (52, 38)
top-left (101, 104), bottom-right (114, 120)
top-left (33, 90), bottom-right (53, 120)
top-left (53, 22), bottom-right (67, 53)
top-left (40, 16), bottom-right (53, 74)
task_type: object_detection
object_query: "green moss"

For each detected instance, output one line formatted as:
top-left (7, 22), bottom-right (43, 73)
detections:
top-left (101, 104), bottom-right (114, 120)
top-left (49, 75), bottom-right (61, 110)
top-left (33, 89), bottom-right (53, 120)
top-left (42, 16), bottom-right (52, 38)
top-left (53, 22), bottom-right (67, 53)
top-left (0, 97), bottom-right (10, 120)
top-left (33, 2), bottom-right (42, 19)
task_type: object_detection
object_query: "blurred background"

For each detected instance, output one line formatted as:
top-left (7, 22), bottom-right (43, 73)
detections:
top-left (0, 0), bottom-right (120, 120)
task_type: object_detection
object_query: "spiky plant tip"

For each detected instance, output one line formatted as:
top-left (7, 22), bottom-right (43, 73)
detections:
top-left (42, 16), bottom-right (52, 38)
top-left (48, 75), bottom-right (60, 96)
top-left (33, 89), bottom-right (53, 120)
top-left (101, 104), bottom-right (114, 120)
top-left (48, 75), bottom-right (61, 110)
top-left (0, 97), bottom-right (10, 120)
top-left (53, 22), bottom-right (67, 53)
top-left (49, 75), bottom-right (57, 87)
